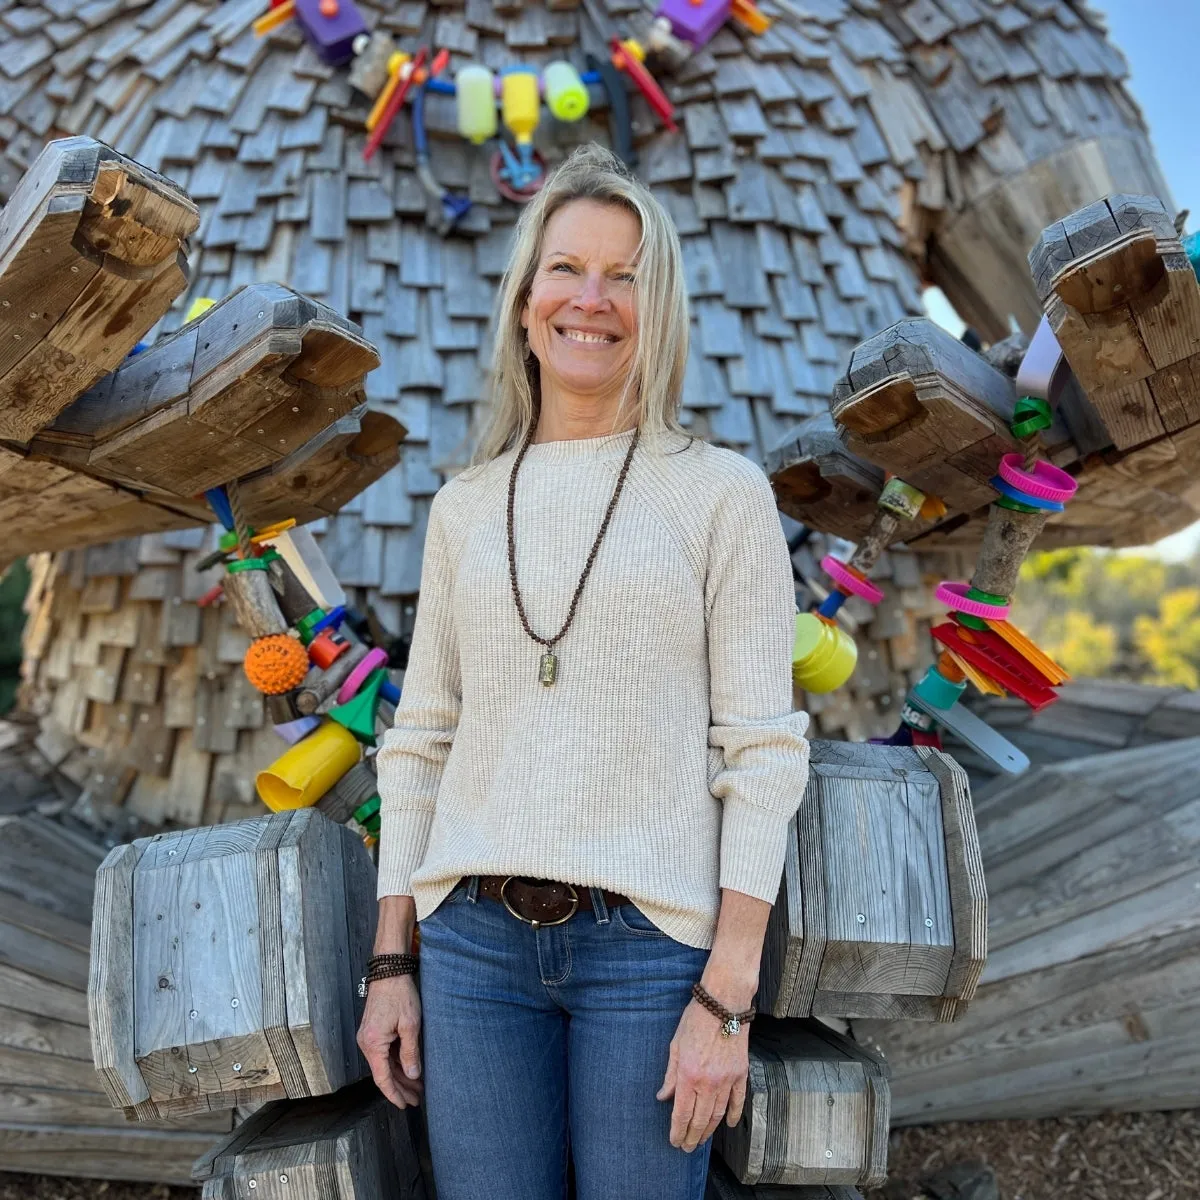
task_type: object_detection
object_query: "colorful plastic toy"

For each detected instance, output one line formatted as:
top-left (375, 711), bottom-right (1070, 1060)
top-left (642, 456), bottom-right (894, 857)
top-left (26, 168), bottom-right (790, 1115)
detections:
top-left (256, 719), bottom-right (361, 811)
top-left (330, 667), bottom-right (387, 745)
top-left (656, 0), bottom-right (730, 49)
top-left (610, 38), bottom-right (677, 133)
top-left (244, 633), bottom-right (310, 695)
top-left (253, 0), bottom-right (368, 66)
top-left (544, 61), bottom-right (590, 122)
top-left (456, 64), bottom-right (498, 144)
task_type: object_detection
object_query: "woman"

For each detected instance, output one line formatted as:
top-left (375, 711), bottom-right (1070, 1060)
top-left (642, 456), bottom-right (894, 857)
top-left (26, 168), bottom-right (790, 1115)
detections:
top-left (357, 143), bottom-right (810, 1200)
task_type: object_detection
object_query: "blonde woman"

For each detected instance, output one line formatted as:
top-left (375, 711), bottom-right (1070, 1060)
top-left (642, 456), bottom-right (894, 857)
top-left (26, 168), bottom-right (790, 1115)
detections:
top-left (357, 143), bottom-right (810, 1200)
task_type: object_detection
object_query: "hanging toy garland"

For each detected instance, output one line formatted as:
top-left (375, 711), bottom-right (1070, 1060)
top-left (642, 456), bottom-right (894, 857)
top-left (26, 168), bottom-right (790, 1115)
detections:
top-left (878, 397), bottom-right (1077, 772)
top-left (793, 476), bottom-right (944, 695)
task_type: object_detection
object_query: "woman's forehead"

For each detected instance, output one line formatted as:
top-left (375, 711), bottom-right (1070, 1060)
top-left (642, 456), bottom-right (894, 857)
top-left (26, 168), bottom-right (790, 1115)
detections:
top-left (540, 203), bottom-right (642, 260)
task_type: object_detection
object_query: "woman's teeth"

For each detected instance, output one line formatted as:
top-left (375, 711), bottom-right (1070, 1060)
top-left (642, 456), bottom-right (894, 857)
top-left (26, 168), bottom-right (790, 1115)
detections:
top-left (559, 329), bottom-right (615, 344)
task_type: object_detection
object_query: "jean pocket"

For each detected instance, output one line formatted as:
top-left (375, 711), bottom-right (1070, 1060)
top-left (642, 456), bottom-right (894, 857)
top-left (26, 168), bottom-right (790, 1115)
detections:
top-left (613, 903), bottom-right (669, 938)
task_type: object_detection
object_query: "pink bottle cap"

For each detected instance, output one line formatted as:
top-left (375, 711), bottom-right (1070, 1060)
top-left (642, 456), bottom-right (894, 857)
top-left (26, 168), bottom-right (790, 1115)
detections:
top-left (997, 454), bottom-right (1077, 504)
top-left (337, 647), bottom-right (390, 705)
top-left (936, 581), bottom-right (1011, 621)
top-left (822, 554), bottom-right (884, 606)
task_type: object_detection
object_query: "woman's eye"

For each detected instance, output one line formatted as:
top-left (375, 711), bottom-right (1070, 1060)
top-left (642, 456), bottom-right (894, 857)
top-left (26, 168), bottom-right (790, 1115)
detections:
top-left (615, 273), bottom-right (636, 284)
top-left (551, 262), bottom-right (574, 273)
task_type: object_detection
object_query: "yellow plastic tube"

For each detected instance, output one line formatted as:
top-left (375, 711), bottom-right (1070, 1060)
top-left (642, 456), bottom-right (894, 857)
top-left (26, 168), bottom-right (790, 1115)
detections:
top-left (256, 719), bottom-right (361, 812)
top-left (501, 68), bottom-right (539, 145)
top-left (544, 61), bottom-right (589, 122)
top-left (792, 612), bottom-right (858, 694)
top-left (456, 64), bottom-right (498, 144)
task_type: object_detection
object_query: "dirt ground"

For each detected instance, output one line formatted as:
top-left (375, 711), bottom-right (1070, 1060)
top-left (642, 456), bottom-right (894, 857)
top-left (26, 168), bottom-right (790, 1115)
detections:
top-left (867, 1109), bottom-right (1200, 1200)
top-left (2, 1110), bottom-right (1197, 1198)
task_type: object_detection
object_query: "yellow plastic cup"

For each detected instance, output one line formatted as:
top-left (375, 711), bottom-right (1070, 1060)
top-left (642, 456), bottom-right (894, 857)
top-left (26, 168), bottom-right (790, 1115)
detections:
top-left (256, 719), bottom-right (361, 812)
top-left (792, 612), bottom-right (858, 693)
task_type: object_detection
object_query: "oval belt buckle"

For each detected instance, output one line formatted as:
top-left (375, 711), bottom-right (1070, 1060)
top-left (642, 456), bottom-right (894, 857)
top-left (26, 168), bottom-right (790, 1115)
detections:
top-left (499, 876), bottom-right (579, 928)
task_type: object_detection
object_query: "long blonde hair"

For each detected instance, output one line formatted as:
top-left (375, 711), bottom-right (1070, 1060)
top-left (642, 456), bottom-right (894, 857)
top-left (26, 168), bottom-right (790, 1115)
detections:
top-left (468, 143), bottom-right (691, 467)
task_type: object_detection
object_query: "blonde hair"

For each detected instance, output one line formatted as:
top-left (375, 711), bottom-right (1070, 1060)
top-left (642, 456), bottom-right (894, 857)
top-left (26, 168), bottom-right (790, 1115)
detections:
top-left (467, 143), bottom-right (691, 468)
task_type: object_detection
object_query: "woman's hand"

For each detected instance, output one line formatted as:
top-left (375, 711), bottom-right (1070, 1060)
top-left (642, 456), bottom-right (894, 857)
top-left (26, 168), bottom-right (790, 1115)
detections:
top-left (656, 998), bottom-right (749, 1152)
top-left (357, 973), bottom-right (424, 1109)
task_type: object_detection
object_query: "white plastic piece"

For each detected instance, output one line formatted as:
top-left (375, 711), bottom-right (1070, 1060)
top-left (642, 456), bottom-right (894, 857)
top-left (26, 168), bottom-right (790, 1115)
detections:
top-left (1015, 314), bottom-right (1063, 401)
top-left (264, 526), bottom-right (346, 612)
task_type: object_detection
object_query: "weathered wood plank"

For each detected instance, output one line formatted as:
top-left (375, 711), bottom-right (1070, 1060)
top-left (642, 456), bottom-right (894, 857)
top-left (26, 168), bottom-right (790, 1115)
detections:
top-left (714, 1018), bottom-right (888, 1189)
top-left (831, 318), bottom-right (1018, 511)
top-left (0, 136), bottom-right (196, 444)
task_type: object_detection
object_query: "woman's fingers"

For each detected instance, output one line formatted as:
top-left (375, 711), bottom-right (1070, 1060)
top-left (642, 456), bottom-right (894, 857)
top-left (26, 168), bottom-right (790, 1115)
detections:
top-left (656, 1037), bottom-right (679, 1101)
top-left (726, 1073), bottom-right (747, 1127)
top-left (695, 1083), bottom-right (732, 1147)
top-left (669, 1084), bottom-right (698, 1150)
top-left (681, 1090), bottom-right (719, 1153)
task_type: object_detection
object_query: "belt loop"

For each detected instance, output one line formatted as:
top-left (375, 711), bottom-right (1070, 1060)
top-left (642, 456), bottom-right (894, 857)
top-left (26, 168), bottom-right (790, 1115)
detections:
top-left (466, 875), bottom-right (480, 903)
top-left (589, 886), bottom-right (610, 925)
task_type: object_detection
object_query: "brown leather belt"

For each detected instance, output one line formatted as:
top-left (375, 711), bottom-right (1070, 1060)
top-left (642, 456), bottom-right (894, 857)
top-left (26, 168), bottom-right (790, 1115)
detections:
top-left (474, 875), bottom-right (632, 927)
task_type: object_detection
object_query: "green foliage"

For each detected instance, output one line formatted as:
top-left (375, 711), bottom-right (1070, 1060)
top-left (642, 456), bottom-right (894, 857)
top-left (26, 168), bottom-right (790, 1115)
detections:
top-left (0, 558), bottom-right (31, 715)
top-left (1015, 547), bottom-right (1200, 687)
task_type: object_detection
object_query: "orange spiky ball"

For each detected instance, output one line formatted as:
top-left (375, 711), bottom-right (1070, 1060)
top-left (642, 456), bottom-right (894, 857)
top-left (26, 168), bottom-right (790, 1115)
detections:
top-left (244, 633), bottom-right (309, 695)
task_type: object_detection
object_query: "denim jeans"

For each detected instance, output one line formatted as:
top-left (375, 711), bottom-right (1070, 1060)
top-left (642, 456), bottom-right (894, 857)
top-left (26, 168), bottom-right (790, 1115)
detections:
top-left (417, 876), bottom-right (714, 1200)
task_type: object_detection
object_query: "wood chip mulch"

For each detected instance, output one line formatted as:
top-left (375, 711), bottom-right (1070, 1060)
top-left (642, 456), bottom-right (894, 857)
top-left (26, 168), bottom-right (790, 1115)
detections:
top-left (2, 1110), bottom-right (1197, 1199)
top-left (868, 1109), bottom-right (1200, 1200)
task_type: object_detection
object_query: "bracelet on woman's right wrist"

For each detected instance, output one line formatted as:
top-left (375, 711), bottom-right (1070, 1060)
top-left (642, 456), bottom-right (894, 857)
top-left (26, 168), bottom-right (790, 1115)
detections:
top-left (358, 952), bottom-right (419, 998)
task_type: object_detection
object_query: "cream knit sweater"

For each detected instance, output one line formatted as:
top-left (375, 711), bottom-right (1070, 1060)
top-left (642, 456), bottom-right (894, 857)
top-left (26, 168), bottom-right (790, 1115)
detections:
top-left (375, 426), bottom-right (811, 949)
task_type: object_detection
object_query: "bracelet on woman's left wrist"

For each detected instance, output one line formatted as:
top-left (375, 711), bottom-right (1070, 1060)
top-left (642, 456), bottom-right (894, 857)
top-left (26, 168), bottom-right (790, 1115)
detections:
top-left (692, 981), bottom-right (756, 1038)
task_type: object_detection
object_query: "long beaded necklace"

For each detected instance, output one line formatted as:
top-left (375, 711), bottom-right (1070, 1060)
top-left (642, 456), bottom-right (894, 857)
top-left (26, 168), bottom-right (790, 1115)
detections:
top-left (506, 422), bottom-right (640, 686)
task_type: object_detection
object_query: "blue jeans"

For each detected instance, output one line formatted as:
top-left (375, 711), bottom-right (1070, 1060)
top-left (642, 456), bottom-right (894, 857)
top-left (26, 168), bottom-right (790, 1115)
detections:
top-left (417, 876), bottom-right (714, 1200)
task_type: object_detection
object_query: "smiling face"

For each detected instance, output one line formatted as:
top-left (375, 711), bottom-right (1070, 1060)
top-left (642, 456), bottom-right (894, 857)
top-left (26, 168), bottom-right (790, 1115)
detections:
top-left (520, 198), bottom-right (641, 409)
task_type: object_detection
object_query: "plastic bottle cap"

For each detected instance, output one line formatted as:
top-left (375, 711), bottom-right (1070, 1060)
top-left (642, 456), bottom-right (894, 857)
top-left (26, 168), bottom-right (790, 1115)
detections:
top-left (997, 454), bottom-right (1077, 503)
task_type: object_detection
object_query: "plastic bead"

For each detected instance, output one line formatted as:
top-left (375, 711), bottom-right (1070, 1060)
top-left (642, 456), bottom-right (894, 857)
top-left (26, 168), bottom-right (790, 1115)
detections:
top-left (935, 581), bottom-right (1011, 621)
top-left (821, 554), bottom-right (885, 605)
top-left (243, 634), bottom-right (311, 695)
top-left (997, 454), bottom-right (1077, 503)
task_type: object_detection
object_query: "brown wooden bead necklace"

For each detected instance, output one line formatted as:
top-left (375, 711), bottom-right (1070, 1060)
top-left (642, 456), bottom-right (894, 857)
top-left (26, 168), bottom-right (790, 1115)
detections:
top-left (507, 421), bottom-right (640, 686)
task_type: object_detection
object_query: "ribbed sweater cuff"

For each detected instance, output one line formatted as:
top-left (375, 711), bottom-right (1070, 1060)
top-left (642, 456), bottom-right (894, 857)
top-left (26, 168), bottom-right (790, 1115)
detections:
top-left (718, 799), bottom-right (792, 904)
top-left (376, 807), bottom-right (436, 900)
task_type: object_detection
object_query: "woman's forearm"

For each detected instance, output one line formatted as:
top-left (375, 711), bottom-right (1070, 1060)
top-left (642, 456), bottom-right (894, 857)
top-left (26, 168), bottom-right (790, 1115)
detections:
top-left (700, 887), bottom-right (772, 1011)
top-left (374, 894), bottom-right (418, 955)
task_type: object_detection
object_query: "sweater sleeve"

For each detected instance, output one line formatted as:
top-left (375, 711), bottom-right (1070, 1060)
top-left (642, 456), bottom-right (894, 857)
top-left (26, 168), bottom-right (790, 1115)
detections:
top-left (705, 463), bottom-right (810, 905)
top-left (375, 489), bottom-right (461, 899)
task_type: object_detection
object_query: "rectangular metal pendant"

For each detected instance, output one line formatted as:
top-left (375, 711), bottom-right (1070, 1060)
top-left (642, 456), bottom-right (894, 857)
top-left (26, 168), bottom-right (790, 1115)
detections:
top-left (538, 651), bottom-right (557, 686)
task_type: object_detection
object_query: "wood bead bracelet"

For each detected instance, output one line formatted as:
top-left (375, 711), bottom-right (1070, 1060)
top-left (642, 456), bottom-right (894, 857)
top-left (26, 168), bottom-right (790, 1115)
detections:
top-left (692, 982), bottom-right (756, 1038)
top-left (358, 953), bottom-right (419, 998)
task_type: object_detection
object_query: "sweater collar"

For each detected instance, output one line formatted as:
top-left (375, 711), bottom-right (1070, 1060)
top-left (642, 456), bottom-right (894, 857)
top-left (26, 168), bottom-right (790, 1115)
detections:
top-left (519, 426), bottom-right (640, 463)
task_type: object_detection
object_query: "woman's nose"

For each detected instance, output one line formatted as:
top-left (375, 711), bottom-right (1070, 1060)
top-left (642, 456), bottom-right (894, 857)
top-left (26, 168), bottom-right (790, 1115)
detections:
top-left (572, 271), bottom-right (609, 310)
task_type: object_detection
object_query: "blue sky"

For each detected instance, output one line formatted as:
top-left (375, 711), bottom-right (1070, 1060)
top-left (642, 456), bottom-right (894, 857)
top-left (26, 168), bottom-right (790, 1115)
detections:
top-left (929, 1), bottom-right (1200, 558)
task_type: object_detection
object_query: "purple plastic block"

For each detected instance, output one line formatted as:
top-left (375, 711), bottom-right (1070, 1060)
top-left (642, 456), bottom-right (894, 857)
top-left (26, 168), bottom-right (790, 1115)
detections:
top-left (656, 0), bottom-right (730, 48)
top-left (293, 0), bottom-right (368, 66)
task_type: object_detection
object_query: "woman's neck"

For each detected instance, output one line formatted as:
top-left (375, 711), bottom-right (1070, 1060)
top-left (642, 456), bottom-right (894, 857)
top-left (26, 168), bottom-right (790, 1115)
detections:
top-left (531, 395), bottom-right (638, 445)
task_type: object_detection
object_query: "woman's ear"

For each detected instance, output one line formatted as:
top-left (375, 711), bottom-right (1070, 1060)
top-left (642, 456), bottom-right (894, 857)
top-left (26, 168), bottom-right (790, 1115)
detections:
top-left (520, 298), bottom-right (529, 332)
